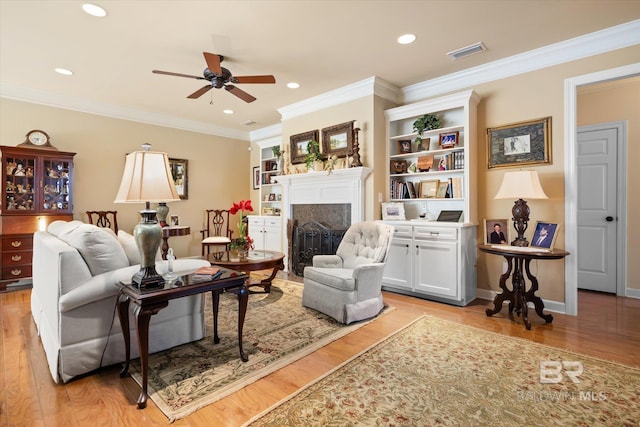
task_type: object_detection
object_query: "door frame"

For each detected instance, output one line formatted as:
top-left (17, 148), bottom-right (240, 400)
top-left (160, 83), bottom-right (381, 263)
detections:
top-left (577, 121), bottom-right (626, 295)
top-left (564, 63), bottom-right (638, 315)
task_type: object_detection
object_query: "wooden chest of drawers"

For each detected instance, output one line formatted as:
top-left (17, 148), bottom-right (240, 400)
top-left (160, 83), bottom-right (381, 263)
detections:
top-left (2, 234), bottom-right (33, 280)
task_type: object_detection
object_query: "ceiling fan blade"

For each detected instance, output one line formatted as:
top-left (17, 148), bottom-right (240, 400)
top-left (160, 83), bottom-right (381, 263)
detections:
top-left (187, 85), bottom-right (213, 99)
top-left (225, 85), bottom-right (256, 103)
top-left (152, 70), bottom-right (204, 80)
top-left (233, 75), bottom-right (276, 84)
top-left (203, 52), bottom-right (222, 75)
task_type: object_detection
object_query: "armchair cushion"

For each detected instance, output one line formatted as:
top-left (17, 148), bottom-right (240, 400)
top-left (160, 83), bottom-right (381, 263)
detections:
top-left (304, 267), bottom-right (355, 291)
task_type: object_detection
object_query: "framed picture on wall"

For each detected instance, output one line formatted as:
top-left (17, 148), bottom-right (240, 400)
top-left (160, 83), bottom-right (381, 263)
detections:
top-left (253, 166), bottom-right (260, 190)
top-left (321, 121), bottom-right (354, 158)
top-left (487, 117), bottom-right (552, 169)
top-left (169, 158), bottom-right (188, 200)
top-left (290, 130), bottom-right (319, 164)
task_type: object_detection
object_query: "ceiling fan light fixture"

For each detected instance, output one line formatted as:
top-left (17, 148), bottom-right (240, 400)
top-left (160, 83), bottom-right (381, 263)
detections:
top-left (447, 42), bottom-right (487, 60)
top-left (82, 3), bottom-right (107, 17)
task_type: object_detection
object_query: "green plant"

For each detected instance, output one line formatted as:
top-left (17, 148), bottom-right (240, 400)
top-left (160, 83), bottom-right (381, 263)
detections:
top-left (413, 114), bottom-right (441, 143)
top-left (304, 139), bottom-right (321, 170)
top-left (271, 145), bottom-right (281, 158)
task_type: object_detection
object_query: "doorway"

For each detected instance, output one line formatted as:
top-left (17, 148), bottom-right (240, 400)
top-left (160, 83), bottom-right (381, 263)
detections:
top-left (564, 64), bottom-right (638, 315)
top-left (577, 122), bottom-right (625, 294)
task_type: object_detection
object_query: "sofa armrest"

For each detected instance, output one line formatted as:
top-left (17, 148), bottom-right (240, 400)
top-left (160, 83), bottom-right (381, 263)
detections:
top-left (312, 254), bottom-right (343, 268)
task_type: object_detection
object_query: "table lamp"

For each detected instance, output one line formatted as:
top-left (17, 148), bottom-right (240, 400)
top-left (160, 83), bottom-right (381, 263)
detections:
top-left (494, 170), bottom-right (548, 247)
top-left (114, 144), bottom-right (180, 289)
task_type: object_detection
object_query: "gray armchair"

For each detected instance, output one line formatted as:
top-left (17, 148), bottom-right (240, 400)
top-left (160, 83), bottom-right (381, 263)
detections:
top-left (302, 221), bottom-right (394, 324)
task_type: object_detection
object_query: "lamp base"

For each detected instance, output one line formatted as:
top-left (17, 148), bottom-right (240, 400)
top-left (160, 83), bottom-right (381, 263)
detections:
top-left (132, 204), bottom-right (165, 290)
top-left (511, 198), bottom-right (531, 247)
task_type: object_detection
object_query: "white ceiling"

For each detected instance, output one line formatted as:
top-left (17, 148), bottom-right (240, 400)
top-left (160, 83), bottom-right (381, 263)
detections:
top-left (1, 1), bottom-right (639, 140)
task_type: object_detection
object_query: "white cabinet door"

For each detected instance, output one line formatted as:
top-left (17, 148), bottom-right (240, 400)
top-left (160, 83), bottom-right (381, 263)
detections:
top-left (248, 217), bottom-right (266, 251)
top-left (414, 238), bottom-right (458, 298)
top-left (382, 236), bottom-right (413, 290)
top-left (263, 217), bottom-right (282, 252)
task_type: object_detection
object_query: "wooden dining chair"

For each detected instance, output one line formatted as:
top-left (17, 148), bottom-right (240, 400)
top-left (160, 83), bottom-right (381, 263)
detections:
top-left (86, 210), bottom-right (119, 234)
top-left (200, 209), bottom-right (233, 256)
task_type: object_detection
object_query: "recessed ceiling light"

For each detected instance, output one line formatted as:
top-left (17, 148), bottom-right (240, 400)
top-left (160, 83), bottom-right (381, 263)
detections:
top-left (287, 82), bottom-right (300, 89)
top-left (223, 109), bottom-right (234, 115)
top-left (397, 34), bottom-right (416, 45)
top-left (82, 3), bottom-right (107, 17)
top-left (54, 68), bottom-right (73, 76)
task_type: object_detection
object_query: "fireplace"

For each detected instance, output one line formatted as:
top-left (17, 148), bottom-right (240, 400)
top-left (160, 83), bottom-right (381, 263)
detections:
top-left (273, 167), bottom-right (372, 274)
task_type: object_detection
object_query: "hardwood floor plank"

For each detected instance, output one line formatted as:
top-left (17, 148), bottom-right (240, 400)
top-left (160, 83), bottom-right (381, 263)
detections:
top-left (2, 271), bottom-right (639, 426)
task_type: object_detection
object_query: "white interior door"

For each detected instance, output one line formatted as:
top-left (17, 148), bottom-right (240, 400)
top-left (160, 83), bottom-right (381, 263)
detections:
top-left (576, 124), bottom-right (619, 293)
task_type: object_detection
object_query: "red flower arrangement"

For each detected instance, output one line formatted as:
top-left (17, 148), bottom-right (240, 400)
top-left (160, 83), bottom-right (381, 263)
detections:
top-left (229, 200), bottom-right (254, 251)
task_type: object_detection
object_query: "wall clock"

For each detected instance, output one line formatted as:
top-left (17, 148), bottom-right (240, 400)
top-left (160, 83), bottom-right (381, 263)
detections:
top-left (19, 130), bottom-right (57, 149)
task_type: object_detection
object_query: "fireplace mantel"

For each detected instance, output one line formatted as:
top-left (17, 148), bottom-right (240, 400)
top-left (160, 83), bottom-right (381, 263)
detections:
top-left (273, 166), bottom-right (372, 226)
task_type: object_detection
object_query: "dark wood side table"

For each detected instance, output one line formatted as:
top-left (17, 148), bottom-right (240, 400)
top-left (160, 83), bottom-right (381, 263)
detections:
top-left (478, 244), bottom-right (570, 330)
top-left (161, 225), bottom-right (190, 260)
top-left (207, 250), bottom-right (285, 293)
top-left (118, 267), bottom-right (248, 409)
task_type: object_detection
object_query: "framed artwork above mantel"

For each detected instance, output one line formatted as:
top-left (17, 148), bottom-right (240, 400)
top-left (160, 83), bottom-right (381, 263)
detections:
top-left (290, 130), bottom-right (319, 164)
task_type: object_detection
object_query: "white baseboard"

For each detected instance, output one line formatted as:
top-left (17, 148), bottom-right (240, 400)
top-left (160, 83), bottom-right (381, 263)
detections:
top-left (626, 288), bottom-right (640, 299)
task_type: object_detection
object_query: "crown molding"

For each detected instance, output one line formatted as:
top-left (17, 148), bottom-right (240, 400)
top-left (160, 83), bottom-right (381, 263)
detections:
top-left (277, 76), bottom-right (400, 121)
top-left (250, 123), bottom-right (282, 143)
top-left (0, 82), bottom-right (249, 141)
top-left (402, 19), bottom-right (640, 103)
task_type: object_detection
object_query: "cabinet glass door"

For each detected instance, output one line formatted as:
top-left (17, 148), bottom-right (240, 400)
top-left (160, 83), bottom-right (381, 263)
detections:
top-left (4, 153), bottom-right (37, 211)
top-left (42, 158), bottom-right (72, 212)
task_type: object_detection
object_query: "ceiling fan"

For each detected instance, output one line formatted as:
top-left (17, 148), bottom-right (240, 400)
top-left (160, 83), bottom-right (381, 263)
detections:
top-left (152, 52), bottom-right (276, 103)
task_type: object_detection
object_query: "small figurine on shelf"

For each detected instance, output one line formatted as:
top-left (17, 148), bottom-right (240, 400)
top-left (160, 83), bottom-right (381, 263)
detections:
top-left (7, 197), bottom-right (17, 209)
top-left (6, 161), bottom-right (16, 175)
top-left (16, 184), bottom-right (24, 193)
top-left (6, 181), bottom-right (15, 192)
top-left (26, 167), bottom-right (33, 177)
top-left (25, 183), bottom-right (32, 193)
top-left (25, 200), bottom-right (33, 210)
top-left (13, 164), bottom-right (26, 176)
top-left (48, 168), bottom-right (58, 178)
top-left (439, 158), bottom-right (447, 171)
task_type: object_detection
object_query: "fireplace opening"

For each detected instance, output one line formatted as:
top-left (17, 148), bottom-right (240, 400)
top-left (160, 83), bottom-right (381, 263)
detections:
top-left (290, 203), bottom-right (351, 276)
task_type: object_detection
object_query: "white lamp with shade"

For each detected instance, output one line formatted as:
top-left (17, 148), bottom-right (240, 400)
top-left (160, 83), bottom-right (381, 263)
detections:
top-left (114, 143), bottom-right (180, 289)
top-left (494, 170), bottom-right (548, 247)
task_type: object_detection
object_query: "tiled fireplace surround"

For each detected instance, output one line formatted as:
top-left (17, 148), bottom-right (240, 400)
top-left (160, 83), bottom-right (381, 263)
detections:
top-left (273, 167), bottom-right (372, 271)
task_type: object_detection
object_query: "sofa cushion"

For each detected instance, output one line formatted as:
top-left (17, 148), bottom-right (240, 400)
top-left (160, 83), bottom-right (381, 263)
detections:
top-left (47, 220), bottom-right (84, 238)
top-left (60, 224), bottom-right (129, 276)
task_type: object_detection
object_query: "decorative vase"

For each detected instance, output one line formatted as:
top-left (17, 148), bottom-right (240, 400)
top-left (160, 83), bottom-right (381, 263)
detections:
top-left (156, 202), bottom-right (169, 227)
top-left (237, 249), bottom-right (248, 261)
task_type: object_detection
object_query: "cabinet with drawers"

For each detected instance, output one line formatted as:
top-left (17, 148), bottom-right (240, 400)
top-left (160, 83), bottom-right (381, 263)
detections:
top-left (381, 221), bottom-right (476, 306)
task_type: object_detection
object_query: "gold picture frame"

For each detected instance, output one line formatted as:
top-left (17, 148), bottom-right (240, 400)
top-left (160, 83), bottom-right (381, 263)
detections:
top-left (169, 158), bottom-right (188, 200)
top-left (290, 130), bottom-right (319, 164)
top-left (419, 179), bottom-right (439, 198)
top-left (487, 117), bottom-right (552, 169)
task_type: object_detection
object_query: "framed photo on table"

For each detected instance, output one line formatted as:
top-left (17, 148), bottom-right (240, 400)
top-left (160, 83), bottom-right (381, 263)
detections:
top-left (290, 130), bottom-right (319, 164)
top-left (484, 219), bottom-right (510, 245)
top-left (531, 221), bottom-right (559, 249)
top-left (321, 121), bottom-right (354, 158)
top-left (487, 117), bottom-right (551, 169)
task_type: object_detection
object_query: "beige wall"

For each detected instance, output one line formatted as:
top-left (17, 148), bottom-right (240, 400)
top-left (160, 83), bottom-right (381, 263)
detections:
top-left (577, 78), bottom-right (640, 291)
top-left (0, 99), bottom-right (250, 258)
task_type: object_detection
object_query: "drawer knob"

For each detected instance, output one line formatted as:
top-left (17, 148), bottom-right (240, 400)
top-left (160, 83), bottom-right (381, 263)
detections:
top-left (11, 269), bottom-right (22, 276)
top-left (11, 255), bottom-right (22, 262)
top-left (11, 240), bottom-right (22, 248)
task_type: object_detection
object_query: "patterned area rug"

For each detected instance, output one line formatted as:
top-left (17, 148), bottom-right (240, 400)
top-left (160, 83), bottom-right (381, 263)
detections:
top-left (128, 279), bottom-right (390, 421)
top-left (245, 315), bottom-right (640, 426)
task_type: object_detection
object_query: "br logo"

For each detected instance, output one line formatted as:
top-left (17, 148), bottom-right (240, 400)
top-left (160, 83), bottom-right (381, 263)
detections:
top-left (540, 361), bottom-right (583, 384)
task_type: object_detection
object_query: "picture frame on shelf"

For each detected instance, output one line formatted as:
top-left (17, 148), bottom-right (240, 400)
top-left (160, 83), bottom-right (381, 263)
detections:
top-left (487, 116), bottom-right (551, 169)
top-left (268, 193), bottom-right (276, 201)
top-left (290, 130), bottom-right (319, 164)
top-left (419, 179), bottom-right (439, 198)
top-left (417, 154), bottom-right (434, 171)
top-left (531, 221), bottom-right (559, 249)
top-left (170, 215), bottom-right (180, 226)
top-left (417, 138), bottom-right (431, 152)
top-left (398, 139), bottom-right (412, 154)
top-left (169, 158), bottom-right (188, 200)
top-left (381, 202), bottom-right (405, 220)
top-left (439, 131), bottom-right (459, 148)
top-left (484, 219), bottom-right (510, 245)
top-left (262, 207), bottom-right (274, 216)
top-left (390, 159), bottom-right (407, 174)
top-left (252, 166), bottom-right (260, 190)
top-left (436, 181), bottom-right (449, 198)
top-left (321, 121), bottom-right (353, 158)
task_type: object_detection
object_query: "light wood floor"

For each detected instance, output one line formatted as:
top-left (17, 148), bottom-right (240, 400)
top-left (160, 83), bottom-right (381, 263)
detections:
top-left (1, 274), bottom-right (638, 427)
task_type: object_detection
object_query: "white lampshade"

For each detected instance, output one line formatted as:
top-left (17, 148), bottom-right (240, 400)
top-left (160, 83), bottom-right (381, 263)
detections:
top-left (494, 170), bottom-right (548, 200)
top-left (114, 147), bottom-right (180, 203)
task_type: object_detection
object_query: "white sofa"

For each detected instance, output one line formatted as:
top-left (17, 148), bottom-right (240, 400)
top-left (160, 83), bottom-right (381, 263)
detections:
top-left (31, 220), bottom-right (210, 383)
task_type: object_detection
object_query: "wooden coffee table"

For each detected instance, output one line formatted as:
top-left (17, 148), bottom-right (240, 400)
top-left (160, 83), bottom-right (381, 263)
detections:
top-left (207, 250), bottom-right (285, 293)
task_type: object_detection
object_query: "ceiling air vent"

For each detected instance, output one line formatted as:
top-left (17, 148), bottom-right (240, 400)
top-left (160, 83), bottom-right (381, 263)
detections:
top-left (447, 42), bottom-right (487, 60)
top-left (242, 120), bottom-right (256, 126)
